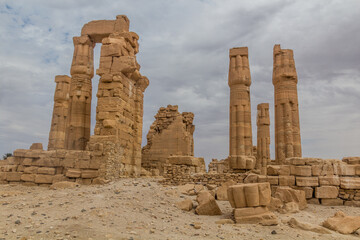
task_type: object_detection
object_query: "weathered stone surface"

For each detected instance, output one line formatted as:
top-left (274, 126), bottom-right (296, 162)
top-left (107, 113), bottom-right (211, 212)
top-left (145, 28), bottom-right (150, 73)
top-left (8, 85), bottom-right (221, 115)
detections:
top-left (319, 175), bottom-right (340, 186)
top-left (323, 211), bottom-right (360, 234)
top-left (176, 199), bottom-right (193, 211)
top-left (228, 182), bottom-right (271, 208)
top-left (34, 174), bottom-right (53, 184)
top-left (228, 47), bottom-right (253, 165)
top-left (30, 143), bottom-right (43, 150)
top-left (288, 218), bottom-right (331, 234)
top-left (37, 167), bottom-right (56, 175)
top-left (66, 169), bottom-right (82, 178)
top-left (216, 180), bottom-right (236, 201)
top-left (50, 181), bottom-right (80, 189)
top-left (81, 170), bottom-right (99, 178)
top-left (195, 191), bottom-right (222, 215)
top-left (278, 175), bottom-right (295, 186)
top-left (229, 156), bottom-right (256, 170)
top-left (273, 186), bottom-right (307, 210)
top-left (20, 174), bottom-right (35, 182)
top-left (273, 45), bottom-right (301, 164)
top-left (340, 177), bottom-right (360, 189)
top-left (234, 207), bottom-right (278, 225)
top-left (315, 186), bottom-right (339, 199)
top-left (292, 166), bottom-right (312, 177)
top-left (321, 198), bottom-right (343, 206)
top-left (256, 103), bottom-right (270, 174)
top-left (6, 172), bottom-right (22, 181)
top-left (142, 105), bottom-right (197, 174)
top-left (296, 177), bottom-right (319, 187)
top-left (342, 157), bottom-right (360, 165)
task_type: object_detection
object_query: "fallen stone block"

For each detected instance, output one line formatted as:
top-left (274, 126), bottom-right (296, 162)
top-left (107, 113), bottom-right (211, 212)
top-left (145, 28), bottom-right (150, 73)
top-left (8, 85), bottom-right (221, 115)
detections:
top-left (234, 207), bottom-right (278, 225)
top-left (323, 211), bottom-right (360, 234)
top-left (273, 186), bottom-right (307, 210)
top-left (176, 199), bottom-right (193, 211)
top-left (228, 182), bottom-right (271, 208)
top-left (195, 191), bottom-right (222, 215)
top-left (216, 180), bottom-right (236, 201)
top-left (288, 218), bottom-right (331, 234)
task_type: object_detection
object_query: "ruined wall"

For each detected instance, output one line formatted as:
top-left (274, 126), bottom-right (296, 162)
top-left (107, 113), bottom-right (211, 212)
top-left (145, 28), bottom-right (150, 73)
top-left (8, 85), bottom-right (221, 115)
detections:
top-left (208, 158), bottom-right (230, 174)
top-left (0, 146), bottom-right (102, 186)
top-left (273, 44), bottom-right (301, 164)
top-left (142, 105), bottom-right (195, 173)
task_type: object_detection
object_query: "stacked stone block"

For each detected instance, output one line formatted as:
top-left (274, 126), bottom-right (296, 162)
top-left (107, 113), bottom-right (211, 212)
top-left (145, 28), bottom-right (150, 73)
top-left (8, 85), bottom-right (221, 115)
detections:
top-left (228, 183), bottom-right (277, 224)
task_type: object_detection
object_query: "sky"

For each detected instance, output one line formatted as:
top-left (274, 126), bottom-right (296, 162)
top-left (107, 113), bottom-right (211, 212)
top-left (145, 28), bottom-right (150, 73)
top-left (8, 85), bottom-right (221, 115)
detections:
top-left (0, 0), bottom-right (359, 164)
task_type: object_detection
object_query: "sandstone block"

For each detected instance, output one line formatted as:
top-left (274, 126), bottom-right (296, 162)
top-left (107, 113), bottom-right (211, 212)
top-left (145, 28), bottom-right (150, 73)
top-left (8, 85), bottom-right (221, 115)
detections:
top-left (287, 157), bottom-right (306, 165)
top-left (176, 199), bottom-right (193, 211)
top-left (34, 174), bottom-right (53, 184)
top-left (342, 157), bottom-right (360, 165)
top-left (30, 143), bottom-right (43, 150)
top-left (24, 166), bottom-right (38, 174)
top-left (294, 187), bottom-right (313, 199)
top-left (66, 169), bottom-right (82, 178)
top-left (321, 198), bottom-right (344, 206)
top-left (81, 170), bottom-right (99, 178)
top-left (296, 177), bottom-right (318, 187)
top-left (228, 182), bottom-right (271, 208)
top-left (216, 180), bottom-right (236, 201)
top-left (20, 174), bottom-right (35, 182)
top-left (52, 174), bottom-right (70, 183)
top-left (292, 166), bottom-right (312, 176)
top-left (37, 167), bottom-right (56, 175)
top-left (274, 187), bottom-right (307, 210)
top-left (337, 164), bottom-right (356, 176)
top-left (267, 176), bottom-right (279, 185)
top-left (13, 149), bottom-right (27, 157)
top-left (279, 176), bottom-right (295, 186)
top-left (288, 218), bottom-right (331, 234)
top-left (0, 172), bottom-right (5, 181)
top-left (50, 181), bottom-right (79, 189)
top-left (234, 207), bottom-right (278, 225)
top-left (319, 175), bottom-right (340, 186)
top-left (195, 191), bottom-right (222, 215)
top-left (315, 186), bottom-right (339, 199)
top-left (6, 172), bottom-right (22, 181)
top-left (322, 211), bottom-right (360, 234)
top-left (340, 177), bottom-right (360, 189)
top-left (111, 56), bottom-right (137, 74)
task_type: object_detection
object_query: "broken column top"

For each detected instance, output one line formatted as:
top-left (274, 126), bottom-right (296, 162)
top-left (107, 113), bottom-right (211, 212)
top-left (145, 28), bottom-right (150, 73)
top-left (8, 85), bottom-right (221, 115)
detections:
top-left (257, 103), bottom-right (270, 125)
top-left (54, 75), bottom-right (71, 83)
top-left (229, 47), bottom-right (248, 57)
top-left (81, 15), bottom-right (130, 43)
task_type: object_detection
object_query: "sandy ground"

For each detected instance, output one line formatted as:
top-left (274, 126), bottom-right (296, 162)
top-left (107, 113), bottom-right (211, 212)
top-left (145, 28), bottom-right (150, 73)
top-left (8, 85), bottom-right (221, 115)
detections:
top-left (1, 178), bottom-right (360, 240)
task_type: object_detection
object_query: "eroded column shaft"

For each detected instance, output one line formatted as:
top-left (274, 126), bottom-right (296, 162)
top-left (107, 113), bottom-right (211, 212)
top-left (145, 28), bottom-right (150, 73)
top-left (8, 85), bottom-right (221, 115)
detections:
top-left (273, 44), bottom-right (302, 164)
top-left (229, 47), bottom-right (253, 160)
top-left (48, 75), bottom-right (71, 150)
top-left (65, 35), bottom-right (94, 150)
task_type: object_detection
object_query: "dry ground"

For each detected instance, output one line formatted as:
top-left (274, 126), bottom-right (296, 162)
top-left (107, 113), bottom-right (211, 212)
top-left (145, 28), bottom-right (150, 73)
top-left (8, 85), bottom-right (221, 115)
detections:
top-left (1, 178), bottom-right (360, 240)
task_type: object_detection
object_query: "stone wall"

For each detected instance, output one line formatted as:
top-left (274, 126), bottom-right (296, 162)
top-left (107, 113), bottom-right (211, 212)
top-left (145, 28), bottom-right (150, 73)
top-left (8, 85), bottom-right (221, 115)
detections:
top-left (0, 147), bottom-right (103, 186)
top-left (160, 156), bottom-right (360, 206)
top-left (142, 105), bottom-right (195, 174)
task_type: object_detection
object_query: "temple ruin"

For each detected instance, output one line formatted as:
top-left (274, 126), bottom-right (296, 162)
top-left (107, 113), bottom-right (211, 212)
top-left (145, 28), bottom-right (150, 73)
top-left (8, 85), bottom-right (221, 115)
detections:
top-left (273, 44), bottom-right (302, 164)
top-left (141, 105), bottom-right (202, 174)
top-left (1, 15), bottom-right (360, 213)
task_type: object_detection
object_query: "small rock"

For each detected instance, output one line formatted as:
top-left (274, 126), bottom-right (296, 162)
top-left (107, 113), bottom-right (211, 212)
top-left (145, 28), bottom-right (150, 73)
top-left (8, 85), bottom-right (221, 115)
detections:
top-left (271, 230), bottom-right (277, 234)
top-left (215, 219), bottom-right (234, 224)
top-left (15, 220), bottom-right (21, 225)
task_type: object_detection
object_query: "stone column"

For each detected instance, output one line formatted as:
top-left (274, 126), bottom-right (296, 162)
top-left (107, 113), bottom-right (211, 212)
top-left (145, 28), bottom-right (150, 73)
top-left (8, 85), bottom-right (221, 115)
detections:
top-left (48, 75), bottom-right (71, 150)
top-left (256, 103), bottom-right (270, 175)
top-left (228, 47), bottom-right (253, 162)
top-left (65, 35), bottom-right (94, 150)
top-left (273, 44), bottom-right (302, 164)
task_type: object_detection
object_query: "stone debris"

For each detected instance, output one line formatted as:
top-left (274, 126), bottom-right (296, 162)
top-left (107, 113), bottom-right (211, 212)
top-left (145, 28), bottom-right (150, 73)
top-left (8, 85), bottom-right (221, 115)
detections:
top-left (195, 191), bottom-right (222, 215)
top-left (216, 180), bottom-right (236, 201)
top-left (271, 187), bottom-right (307, 213)
top-left (228, 183), bottom-right (278, 225)
top-left (288, 218), bottom-right (331, 234)
top-left (322, 211), bottom-right (360, 234)
top-left (176, 199), bottom-right (193, 211)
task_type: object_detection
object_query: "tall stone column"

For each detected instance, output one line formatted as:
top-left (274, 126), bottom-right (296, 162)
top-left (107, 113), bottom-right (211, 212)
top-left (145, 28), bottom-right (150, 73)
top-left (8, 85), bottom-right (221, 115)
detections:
top-left (256, 103), bottom-right (270, 175)
top-left (48, 75), bottom-right (71, 150)
top-left (65, 35), bottom-right (94, 150)
top-left (273, 44), bottom-right (302, 164)
top-left (228, 47), bottom-right (253, 161)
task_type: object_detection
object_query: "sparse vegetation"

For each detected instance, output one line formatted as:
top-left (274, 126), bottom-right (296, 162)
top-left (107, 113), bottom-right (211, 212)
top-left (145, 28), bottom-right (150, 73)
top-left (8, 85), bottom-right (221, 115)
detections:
top-left (2, 153), bottom-right (12, 160)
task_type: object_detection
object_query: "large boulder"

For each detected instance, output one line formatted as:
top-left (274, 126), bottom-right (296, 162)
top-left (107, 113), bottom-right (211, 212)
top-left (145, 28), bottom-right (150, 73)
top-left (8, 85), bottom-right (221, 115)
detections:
top-left (323, 211), bottom-right (360, 234)
top-left (195, 191), bottom-right (222, 215)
